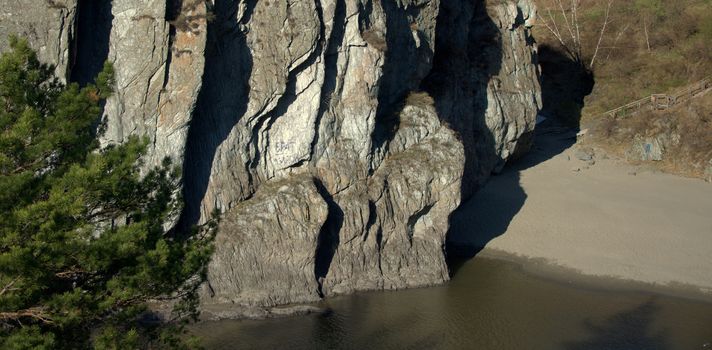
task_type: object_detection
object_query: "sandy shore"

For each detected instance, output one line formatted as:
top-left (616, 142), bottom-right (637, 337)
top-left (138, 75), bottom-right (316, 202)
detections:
top-left (449, 126), bottom-right (712, 294)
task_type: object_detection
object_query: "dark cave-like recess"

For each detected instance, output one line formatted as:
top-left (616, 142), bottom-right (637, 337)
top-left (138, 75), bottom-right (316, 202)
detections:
top-left (70, 0), bottom-right (113, 85)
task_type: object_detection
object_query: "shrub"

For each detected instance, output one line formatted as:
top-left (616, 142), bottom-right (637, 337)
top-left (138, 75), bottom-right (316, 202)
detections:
top-left (362, 29), bottom-right (388, 51)
top-left (0, 37), bottom-right (214, 349)
top-left (405, 91), bottom-right (435, 109)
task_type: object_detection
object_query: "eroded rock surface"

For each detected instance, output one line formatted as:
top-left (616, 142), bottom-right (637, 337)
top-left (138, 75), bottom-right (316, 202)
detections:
top-left (0, 0), bottom-right (541, 312)
top-left (205, 175), bottom-right (329, 307)
top-left (0, 0), bottom-right (78, 81)
top-left (100, 0), bottom-right (208, 171)
top-left (426, 0), bottom-right (541, 195)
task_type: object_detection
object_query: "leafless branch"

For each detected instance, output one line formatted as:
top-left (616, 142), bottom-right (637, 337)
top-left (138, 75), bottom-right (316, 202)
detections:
top-left (0, 307), bottom-right (54, 324)
top-left (605, 23), bottom-right (630, 61)
top-left (540, 7), bottom-right (578, 62)
top-left (572, 0), bottom-right (582, 53)
top-left (541, 0), bottom-right (618, 70)
top-left (589, 0), bottom-right (614, 69)
top-left (643, 16), bottom-right (651, 52)
top-left (557, 0), bottom-right (577, 45)
top-left (0, 278), bottom-right (20, 296)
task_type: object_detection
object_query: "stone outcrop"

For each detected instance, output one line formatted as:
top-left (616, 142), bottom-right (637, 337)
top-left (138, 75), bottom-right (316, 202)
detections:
top-left (629, 135), bottom-right (667, 161)
top-left (0, 0), bottom-right (541, 313)
top-left (205, 175), bottom-right (329, 307)
top-left (0, 0), bottom-right (78, 81)
top-left (100, 0), bottom-right (208, 171)
top-left (426, 0), bottom-right (541, 195)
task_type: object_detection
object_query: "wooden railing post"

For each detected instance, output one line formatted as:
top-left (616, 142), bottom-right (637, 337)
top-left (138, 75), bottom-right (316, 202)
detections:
top-left (597, 75), bottom-right (712, 119)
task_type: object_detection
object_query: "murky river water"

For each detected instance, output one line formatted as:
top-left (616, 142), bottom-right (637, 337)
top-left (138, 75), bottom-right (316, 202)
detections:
top-left (191, 256), bottom-right (712, 349)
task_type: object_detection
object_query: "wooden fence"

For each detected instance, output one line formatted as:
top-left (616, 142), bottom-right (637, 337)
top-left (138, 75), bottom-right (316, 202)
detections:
top-left (600, 76), bottom-right (712, 119)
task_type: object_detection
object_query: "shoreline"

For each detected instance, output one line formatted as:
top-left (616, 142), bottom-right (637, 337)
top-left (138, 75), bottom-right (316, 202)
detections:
top-left (191, 125), bottom-right (712, 322)
top-left (448, 126), bottom-right (712, 301)
top-left (475, 249), bottom-right (712, 304)
top-left (192, 250), bottom-right (712, 324)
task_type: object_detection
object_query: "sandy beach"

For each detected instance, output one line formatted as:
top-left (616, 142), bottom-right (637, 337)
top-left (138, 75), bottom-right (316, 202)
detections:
top-left (449, 126), bottom-right (712, 294)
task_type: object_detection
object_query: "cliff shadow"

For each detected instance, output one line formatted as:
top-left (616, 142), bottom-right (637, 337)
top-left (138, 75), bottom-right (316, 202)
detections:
top-left (423, 0), bottom-right (504, 201)
top-left (69, 0), bottom-right (112, 137)
top-left (370, 0), bottom-right (436, 157)
top-left (179, 0), bottom-right (254, 229)
top-left (70, 0), bottom-right (112, 85)
top-left (538, 44), bottom-right (595, 130)
top-left (564, 299), bottom-right (669, 350)
top-left (426, 1), bottom-right (582, 274)
top-left (422, 0), bottom-right (509, 271)
top-left (445, 122), bottom-right (576, 273)
top-left (313, 179), bottom-right (343, 298)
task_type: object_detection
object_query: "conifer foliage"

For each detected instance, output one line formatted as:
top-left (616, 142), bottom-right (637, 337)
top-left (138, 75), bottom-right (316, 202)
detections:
top-left (0, 37), bottom-right (214, 349)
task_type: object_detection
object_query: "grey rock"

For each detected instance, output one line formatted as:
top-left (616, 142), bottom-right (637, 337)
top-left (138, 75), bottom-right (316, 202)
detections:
top-left (322, 102), bottom-right (464, 296)
top-left (425, 0), bottom-right (541, 195)
top-left (517, 0), bottom-right (538, 27)
top-left (0, 0), bottom-right (78, 81)
top-left (575, 147), bottom-right (595, 161)
top-left (2, 0), bottom-right (541, 311)
top-left (204, 175), bottom-right (329, 307)
top-left (630, 135), bottom-right (665, 161)
top-left (100, 0), bottom-right (207, 172)
top-left (200, 0), bottom-right (538, 308)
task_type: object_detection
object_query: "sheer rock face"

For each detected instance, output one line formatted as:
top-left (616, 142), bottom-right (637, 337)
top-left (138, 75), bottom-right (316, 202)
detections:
top-left (0, 0), bottom-right (540, 310)
top-left (427, 0), bottom-right (541, 196)
top-left (0, 0), bottom-right (78, 81)
top-left (100, 0), bottom-right (208, 170)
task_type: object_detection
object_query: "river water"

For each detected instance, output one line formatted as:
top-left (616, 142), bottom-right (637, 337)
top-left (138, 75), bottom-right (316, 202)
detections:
top-left (191, 256), bottom-right (712, 349)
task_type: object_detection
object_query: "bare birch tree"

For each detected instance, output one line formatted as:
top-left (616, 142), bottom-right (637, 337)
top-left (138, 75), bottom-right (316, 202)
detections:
top-left (539, 0), bottom-right (615, 71)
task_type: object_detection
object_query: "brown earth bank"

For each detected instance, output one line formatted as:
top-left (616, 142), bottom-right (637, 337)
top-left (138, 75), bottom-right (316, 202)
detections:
top-left (586, 92), bottom-right (712, 181)
top-left (533, 0), bottom-right (712, 181)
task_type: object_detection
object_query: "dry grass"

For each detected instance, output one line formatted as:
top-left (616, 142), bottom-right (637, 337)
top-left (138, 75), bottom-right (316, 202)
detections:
top-left (536, 0), bottom-right (712, 178)
top-left (362, 29), bottom-right (388, 52)
top-left (404, 91), bottom-right (435, 109)
top-left (591, 92), bottom-right (712, 178)
top-left (534, 0), bottom-right (712, 120)
top-left (167, 0), bottom-right (215, 33)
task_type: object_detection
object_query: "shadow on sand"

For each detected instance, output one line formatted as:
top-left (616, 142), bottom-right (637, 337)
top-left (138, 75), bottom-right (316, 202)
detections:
top-left (445, 122), bottom-right (577, 274)
top-left (442, 22), bottom-right (594, 276)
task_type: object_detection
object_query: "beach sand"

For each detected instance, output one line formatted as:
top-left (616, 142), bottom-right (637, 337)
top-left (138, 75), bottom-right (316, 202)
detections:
top-left (449, 126), bottom-right (712, 294)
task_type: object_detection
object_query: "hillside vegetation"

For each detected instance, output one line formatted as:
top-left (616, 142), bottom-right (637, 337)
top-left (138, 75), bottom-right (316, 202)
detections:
top-left (535, 0), bottom-right (712, 120)
top-left (534, 0), bottom-right (712, 179)
top-left (592, 92), bottom-right (712, 179)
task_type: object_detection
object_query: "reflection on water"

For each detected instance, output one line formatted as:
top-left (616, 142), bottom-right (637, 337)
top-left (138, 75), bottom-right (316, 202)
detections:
top-left (565, 300), bottom-right (667, 350)
top-left (191, 257), bottom-right (712, 350)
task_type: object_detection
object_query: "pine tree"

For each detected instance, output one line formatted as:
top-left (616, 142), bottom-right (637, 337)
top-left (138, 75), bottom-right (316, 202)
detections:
top-left (0, 36), bottom-right (214, 349)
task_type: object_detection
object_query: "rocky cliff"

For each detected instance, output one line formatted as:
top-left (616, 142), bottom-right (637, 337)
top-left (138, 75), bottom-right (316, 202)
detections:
top-left (0, 0), bottom-right (540, 313)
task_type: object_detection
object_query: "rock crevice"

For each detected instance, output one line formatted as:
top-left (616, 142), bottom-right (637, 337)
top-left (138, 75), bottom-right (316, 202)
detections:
top-left (0, 0), bottom-right (541, 312)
